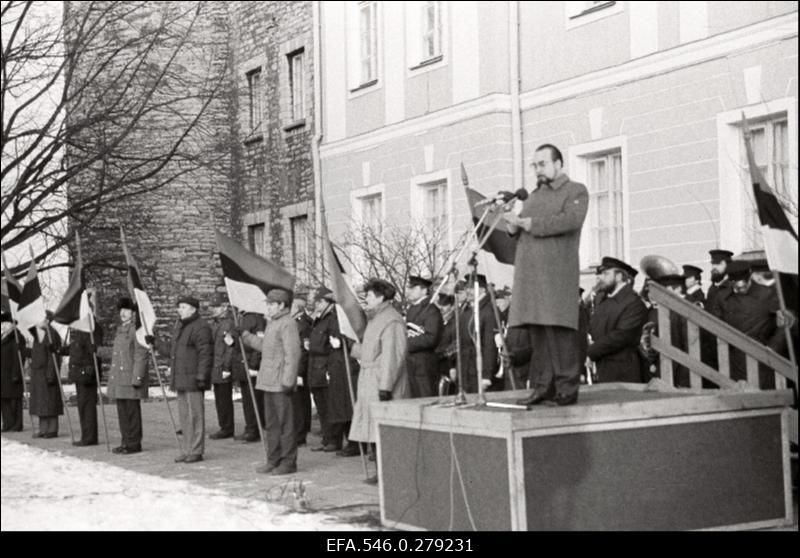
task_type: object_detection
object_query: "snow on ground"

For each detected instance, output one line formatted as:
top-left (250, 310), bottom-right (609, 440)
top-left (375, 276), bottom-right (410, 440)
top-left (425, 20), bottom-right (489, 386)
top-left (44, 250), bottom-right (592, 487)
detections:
top-left (1, 438), bottom-right (365, 531)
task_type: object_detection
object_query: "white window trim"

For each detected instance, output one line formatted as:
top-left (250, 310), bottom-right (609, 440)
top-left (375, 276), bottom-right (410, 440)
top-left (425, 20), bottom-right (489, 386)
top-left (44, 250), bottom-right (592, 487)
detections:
top-left (716, 97), bottom-right (798, 255)
top-left (568, 135), bottom-right (630, 270)
top-left (409, 169), bottom-right (454, 250)
top-left (280, 201), bottom-right (314, 274)
top-left (350, 183), bottom-right (387, 225)
top-left (406, 1), bottom-right (448, 76)
top-left (564, 1), bottom-right (624, 31)
top-left (346, 1), bottom-right (383, 99)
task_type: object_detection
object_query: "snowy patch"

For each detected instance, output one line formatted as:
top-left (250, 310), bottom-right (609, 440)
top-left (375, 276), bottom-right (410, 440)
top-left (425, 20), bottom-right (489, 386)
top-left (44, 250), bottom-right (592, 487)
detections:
top-left (1, 438), bottom-right (368, 531)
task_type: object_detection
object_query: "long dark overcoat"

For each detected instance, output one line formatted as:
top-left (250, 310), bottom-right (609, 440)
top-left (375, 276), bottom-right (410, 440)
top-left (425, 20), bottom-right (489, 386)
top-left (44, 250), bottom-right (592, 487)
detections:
top-left (1, 331), bottom-right (26, 399)
top-left (509, 174), bottom-right (589, 330)
top-left (169, 314), bottom-right (213, 392)
top-left (28, 327), bottom-right (63, 417)
top-left (406, 297), bottom-right (443, 396)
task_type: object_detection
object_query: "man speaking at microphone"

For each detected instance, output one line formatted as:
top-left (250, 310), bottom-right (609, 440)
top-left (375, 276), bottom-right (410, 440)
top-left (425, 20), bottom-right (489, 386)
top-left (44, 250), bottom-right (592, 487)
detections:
top-left (502, 144), bottom-right (589, 406)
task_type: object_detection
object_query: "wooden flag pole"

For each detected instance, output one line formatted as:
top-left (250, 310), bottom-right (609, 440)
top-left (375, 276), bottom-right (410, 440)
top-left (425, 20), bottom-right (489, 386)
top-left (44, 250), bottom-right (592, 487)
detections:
top-left (341, 339), bottom-right (370, 480)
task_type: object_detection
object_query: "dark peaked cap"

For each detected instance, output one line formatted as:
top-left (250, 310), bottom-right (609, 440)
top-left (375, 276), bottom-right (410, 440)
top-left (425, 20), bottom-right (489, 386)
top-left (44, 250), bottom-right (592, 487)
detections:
top-left (682, 265), bottom-right (703, 279)
top-left (726, 260), bottom-right (753, 281)
top-left (709, 249), bottom-right (734, 264)
top-left (408, 275), bottom-right (433, 288)
top-left (596, 256), bottom-right (637, 278)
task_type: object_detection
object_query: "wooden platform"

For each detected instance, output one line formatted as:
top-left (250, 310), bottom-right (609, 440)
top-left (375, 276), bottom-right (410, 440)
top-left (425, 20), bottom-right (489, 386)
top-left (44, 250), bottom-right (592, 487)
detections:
top-left (371, 383), bottom-right (795, 531)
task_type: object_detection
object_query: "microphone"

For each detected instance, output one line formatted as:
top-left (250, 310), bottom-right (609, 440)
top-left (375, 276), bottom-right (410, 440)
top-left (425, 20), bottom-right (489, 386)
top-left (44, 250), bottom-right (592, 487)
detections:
top-left (475, 188), bottom-right (529, 207)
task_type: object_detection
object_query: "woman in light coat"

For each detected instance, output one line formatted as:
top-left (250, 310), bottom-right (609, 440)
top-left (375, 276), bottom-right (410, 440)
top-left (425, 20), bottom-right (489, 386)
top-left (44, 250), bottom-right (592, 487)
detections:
top-left (348, 279), bottom-right (409, 454)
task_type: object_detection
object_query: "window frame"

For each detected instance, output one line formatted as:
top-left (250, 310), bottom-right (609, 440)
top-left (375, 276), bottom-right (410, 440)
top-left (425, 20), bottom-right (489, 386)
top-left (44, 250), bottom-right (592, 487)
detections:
top-left (568, 137), bottom-right (630, 271)
top-left (358, 1), bottom-right (378, 87)
top-left (288, 48), bottom-right (306, 124)
top-left (246, 68), bottom-right (263, 135)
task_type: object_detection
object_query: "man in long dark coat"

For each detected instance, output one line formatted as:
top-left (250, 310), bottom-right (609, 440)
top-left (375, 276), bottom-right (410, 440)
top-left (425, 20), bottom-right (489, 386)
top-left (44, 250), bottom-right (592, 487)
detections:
top-left (291, 288), bottom-right (312, 446)
top-left (169, 296), bottom-right (213, 463)
top-left (457, 274), bottom-right (498, 394)
top-left (27, 318), bottom-right (62, 438)
top-left (712, 261), bottom-right (790, 388)
top-left (434, 293), bottom-right (457, 394)
top-left (1, 311), bottom-right (26, 432)
top-left (588, 258), bottom-right (649, 383)
top-left (232, 311), bottom-right (265, 442)
top-left (209, 304), bottom-right (235, 440)
top-left (504, 144), bottom-right (589, 406)
top-left (405, 275), bottom-right (443, 398)
top-left (66, 321), bottom-right (103, 446)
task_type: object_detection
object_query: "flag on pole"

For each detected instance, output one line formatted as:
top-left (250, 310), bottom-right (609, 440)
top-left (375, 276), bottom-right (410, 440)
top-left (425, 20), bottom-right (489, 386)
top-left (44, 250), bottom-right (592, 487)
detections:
top-left (16, 253), bottom-right (47, 332)
top-left (2, 261), bottom-right (22, 316)
top-left (215, 230), bottom-right (295, 315)
top-left (464, 186), bottom-right (518, 265)
top-left (52, 233), bottom-right (94, 332)
top-left (320, 212), bottom-right (366, 342)
top-left (742, 115), bottom-right (798, 275)
top-left (120, 226), bottom-right (157, 346)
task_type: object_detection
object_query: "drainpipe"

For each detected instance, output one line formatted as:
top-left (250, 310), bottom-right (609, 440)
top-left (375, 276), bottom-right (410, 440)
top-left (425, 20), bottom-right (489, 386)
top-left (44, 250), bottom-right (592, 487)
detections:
top-left (509, 0), bottom-right (524, 191)
top-left (312, 0), bottom-right (324, 276)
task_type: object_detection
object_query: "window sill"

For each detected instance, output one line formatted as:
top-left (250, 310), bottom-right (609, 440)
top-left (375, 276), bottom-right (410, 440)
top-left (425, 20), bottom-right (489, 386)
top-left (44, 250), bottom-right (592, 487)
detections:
top-left (243, 133), bottom-right (264, 146)
top-left (570, 1), bottom-right (616, 19)
top-left (283, 119), bottom-right (306, 132)
top-left (349, 79), bottom-right (379, 94)
top-left (410, 55), bottom-right (444, 71)
top-left (565, 1), bottom-right (622, 30)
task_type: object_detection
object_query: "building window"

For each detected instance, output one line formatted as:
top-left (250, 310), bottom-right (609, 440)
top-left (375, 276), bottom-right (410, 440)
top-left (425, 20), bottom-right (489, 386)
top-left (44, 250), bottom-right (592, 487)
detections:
top-left (288, 49), bottom-right (305, 122)
top-left (585, 150), bottom-right (624, 263)
top-left (360, 193), bottom-right (383, 233)
top-left (247, 69), bottom-right (263, 133)
top-left (419, 179), bottom-right (449, 270)
top-left (359, 1), bottom-right (378, 85)
top-left (247, 223), bottom-right (266, 257)
top-left (741, 115), bottom-right (793, 250)
top-left (290, 215), bottom-right (310, 283)
top-left (420, 1), bottom-right (442, 62)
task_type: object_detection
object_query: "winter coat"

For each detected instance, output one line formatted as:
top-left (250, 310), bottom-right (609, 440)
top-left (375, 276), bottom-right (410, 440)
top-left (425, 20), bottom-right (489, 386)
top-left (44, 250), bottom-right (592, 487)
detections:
top-left (169, 313), bottom-right (213, 392)
top-left (509, 174), bottom-right (589, 330)
top-left (67, 326), bottom-right (102, 386)
top-left (242, 309), bottom-right (301, 393)
top-left (406, 297), bottom-right (444, 386)
top-left (211, 317), bottom-right (235, 384)
top-left (307, 305), bottom-right (357, 421)
top-left (457, 295), bottom-right (499, 393)
top-left (107, 320), bottom-right (150, 401)
top-left (349, 301), bottom-right (409, 443)
top-left (1, 330), bottom-right (26, 399)
top-left (231, 312), bottom-right (265, 382)
top-left (587, 285), bottom-right (649, 383)
top-left (27, 327), bottom-right (63, 417)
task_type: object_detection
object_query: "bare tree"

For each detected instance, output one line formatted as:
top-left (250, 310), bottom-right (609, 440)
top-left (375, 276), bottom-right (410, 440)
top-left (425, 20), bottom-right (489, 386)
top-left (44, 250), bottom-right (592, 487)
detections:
top-left (1, 1), bottom-right (229, 273)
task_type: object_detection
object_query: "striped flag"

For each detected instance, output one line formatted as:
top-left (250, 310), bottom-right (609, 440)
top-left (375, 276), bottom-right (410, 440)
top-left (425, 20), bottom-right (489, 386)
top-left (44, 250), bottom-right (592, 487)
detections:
top-left (321, 212), bottom-right (366, 342)
top-left (743, 115), bottom-right (798, 275)
top-left (16, 253), bottom-right (47, 332)
top-left (52, 233), bottom-right (94, 332)
top-left (462, 164), bottom-right (517, 266)
top-left (215, 230), bottom-right (295, 315)
top-left (120, 226), bottom-right (157, 346)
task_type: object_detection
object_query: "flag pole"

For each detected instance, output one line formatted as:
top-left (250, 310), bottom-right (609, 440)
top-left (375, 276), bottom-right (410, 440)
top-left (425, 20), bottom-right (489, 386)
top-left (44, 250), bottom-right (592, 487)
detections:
top-left (137, 309), bottom-right (182, 453)
top-left (229, 306), bottom-right (270, 465)
top-left (2, 251), bottom-right (32, 431)
top-left (88, 310), bottom-right (111, 452)
top-left (341, 338), bottom-right (370, 480)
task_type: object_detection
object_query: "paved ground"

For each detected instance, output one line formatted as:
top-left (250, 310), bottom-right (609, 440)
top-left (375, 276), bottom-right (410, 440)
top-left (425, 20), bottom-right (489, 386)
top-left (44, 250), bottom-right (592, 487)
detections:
top-left (3, 394), bottom-right (382, 529)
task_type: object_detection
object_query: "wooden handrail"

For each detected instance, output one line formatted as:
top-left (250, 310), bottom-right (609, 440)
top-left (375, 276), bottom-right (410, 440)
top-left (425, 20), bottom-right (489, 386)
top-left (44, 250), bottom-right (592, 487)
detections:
top-left (648, 282), bottom-right (797, 385)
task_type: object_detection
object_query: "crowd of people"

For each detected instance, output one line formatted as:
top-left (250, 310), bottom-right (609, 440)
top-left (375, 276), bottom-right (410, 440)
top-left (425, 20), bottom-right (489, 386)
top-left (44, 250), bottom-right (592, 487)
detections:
top-left (1, 142), bottom-right (796, 483)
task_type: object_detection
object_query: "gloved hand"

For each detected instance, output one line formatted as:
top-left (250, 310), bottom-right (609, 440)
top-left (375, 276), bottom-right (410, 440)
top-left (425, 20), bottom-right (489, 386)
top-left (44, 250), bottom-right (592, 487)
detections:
top-left (494, 333), bottom-right (503, 349)
top-left (480, 378), bottom-right (492, 390)
top-left (223, 333), bottom-right (235, 346)
top-left (229, 325), bottom-right (243, 339)
top-left (221, 371), bottom-right (231, 380)
top-left (296, 376), bottom-right (304, 388)
top-left (449, 368), bottom-right (457, 382)
top-left (777, 310), bottom-right (796, 330)
top-left (329, 336), bottom-right (341, 350)
top-left (132, 377), bottom-right (143, 388)
top-left (248, 368), bottom-right (258, 378)
top-left (303, 339), bottom-right (310, 351)
top-left (281, 384), bottom-right (294, 394)
top-left (48, 343), bottom-right (60, 355)
top-left (378, 390), bottom-right (392, 401)
top-left (144, 335), bottom-right (155, 346)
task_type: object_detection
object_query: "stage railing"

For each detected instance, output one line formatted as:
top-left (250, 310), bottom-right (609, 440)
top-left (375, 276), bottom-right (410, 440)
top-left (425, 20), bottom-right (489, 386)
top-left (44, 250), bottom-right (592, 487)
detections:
top-left (648, 282), bottom-right (797, 443)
